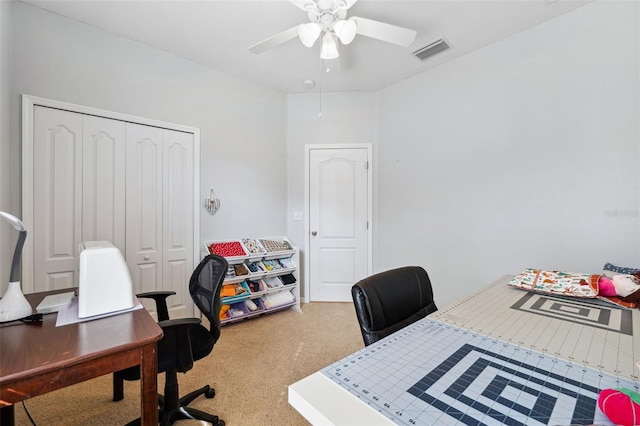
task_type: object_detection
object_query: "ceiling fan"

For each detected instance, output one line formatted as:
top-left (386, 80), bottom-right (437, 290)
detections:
top-left (248, 0), bottom-right (417, 60)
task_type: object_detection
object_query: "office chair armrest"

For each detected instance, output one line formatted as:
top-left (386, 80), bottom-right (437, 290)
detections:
top-left (158, 317), bottom-right (202, 373)
top-left (137, 291), bottom-right (176, 321)
top-left (157, 317), bottom-right (201, 329)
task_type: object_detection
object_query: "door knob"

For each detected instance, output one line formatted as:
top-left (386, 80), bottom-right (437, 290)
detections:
top-left (311, 231), bottom-right (317, 236)
top-left (144, 255), bottom-right (150, 260)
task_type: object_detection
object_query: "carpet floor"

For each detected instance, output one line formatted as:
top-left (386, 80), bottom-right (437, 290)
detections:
top-left (12, 302), bottom-right (364, 426)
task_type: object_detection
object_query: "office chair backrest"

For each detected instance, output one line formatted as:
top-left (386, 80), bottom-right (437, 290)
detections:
top-left (351, 266), bottom-right (437, 346)
top-left (189, 254), bottom-right (228, 344)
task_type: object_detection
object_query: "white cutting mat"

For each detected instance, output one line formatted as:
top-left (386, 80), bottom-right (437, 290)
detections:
top-left (432, 276), bottom-right (640, 381)
top-left (322, 318), bottom-right (639, 425)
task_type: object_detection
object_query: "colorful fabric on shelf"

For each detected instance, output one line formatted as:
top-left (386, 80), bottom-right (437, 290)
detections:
top-left (220, 285), bottom-right (236, 298)
top-left (279, 273), bottom-right (297, 285)
top-left (219, 304), bottom-right (230, 319)
top-left (233, 263), bottom-right (249, 276)
top-left (259, 239), bottom-right (292, 252)
top-left (241, 238), bottom-right (265, 255)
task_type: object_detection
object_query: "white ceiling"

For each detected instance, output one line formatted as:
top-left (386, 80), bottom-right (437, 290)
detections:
top-left (21, 0), bottom-right (592, 93)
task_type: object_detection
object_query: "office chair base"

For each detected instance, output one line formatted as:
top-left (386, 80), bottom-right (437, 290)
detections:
top-left (165, 406), bottom-right (224, 426)
top-left (176, 384), bottom-right (215, 407)
top-left (125, 385), bottom-right (221, 426)
top-left (125, 407), bottom-right (224, 426)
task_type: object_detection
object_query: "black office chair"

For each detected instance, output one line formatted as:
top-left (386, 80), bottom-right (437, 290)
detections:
top-left (351, 266), bottom-right (437, 346)
top-left (113, 254), bottom-right (228, 426)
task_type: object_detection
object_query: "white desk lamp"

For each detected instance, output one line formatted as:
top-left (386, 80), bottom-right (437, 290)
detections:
top-left (0, 211), bottom-right (32, 322)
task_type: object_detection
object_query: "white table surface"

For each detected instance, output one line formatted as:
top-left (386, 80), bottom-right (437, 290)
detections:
top-left (288, 275), bottom-right (640, 425)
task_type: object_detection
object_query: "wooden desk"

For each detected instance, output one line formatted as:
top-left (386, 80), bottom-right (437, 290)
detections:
top-left (289, 276), bottom-right (640, 425)
top-left (0, 290), bottom-right (163, 425)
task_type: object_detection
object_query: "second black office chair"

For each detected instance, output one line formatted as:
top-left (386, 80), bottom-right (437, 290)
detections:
top-left (113, 254), bottom-right (228, 426)
top-left (351, 266), bottom-right (438, 346)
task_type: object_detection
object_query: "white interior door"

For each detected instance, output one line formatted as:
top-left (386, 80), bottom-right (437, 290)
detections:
top-left (308, 146), bottom-right (371, 302)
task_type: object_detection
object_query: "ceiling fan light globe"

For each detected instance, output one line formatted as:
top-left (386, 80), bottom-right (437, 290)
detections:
top-left (298, 23), bottom-right (322, 47)
top-left (334, 18), bottom-right (357, 45)
top-left (320, 33), bottom-right (339, 59)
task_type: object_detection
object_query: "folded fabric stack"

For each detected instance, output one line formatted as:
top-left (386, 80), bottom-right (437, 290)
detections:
top-left (241, 238), bottom-right (265, 255)
top-left (260, 239), bottom-right (293, 252)
top-left (508, 269), bottom-right (596, 298)
top-left (508, 267), bottom-right (638, 309)
top-left (262, 291), bottom-right (295, 309)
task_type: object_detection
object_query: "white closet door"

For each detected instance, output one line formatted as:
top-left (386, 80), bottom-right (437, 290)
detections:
top-left (125, 123), bottom-right (163, 304)
top-left (126, 124), bottom-right (194, 318)
top-left (82, 116), bottom-right (126, 253)
top-left (33, 107), bottom-right (83, 291)
top-left (162, 129), bottom-right (194, 318)
top-left (28, 99), bottom-right (197, 318)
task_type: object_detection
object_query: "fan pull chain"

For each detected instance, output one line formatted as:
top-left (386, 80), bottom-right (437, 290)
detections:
top-left (318, 55), bottom-right (324, 118)
top-left (318, 85), bottom-right (323, 118)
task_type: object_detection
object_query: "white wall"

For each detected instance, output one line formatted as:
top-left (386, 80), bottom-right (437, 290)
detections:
top-left (10, 2), bottom-right (288, 264)
top-left (286, 92), bottom-right (377, 298)
top-left (376, 1), bottom-right (639, 307)
top-left (0, 0), bottom-right (13, 293)
top-left (6, 1), bottom-right (638, 308)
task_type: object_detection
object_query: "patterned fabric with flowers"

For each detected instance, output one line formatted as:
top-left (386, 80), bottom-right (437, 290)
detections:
top-left (508, 268), bottom-right (598, 298)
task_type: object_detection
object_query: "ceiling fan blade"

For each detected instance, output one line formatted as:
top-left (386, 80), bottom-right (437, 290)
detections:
top-left (342, 0), bottom-right (358, 9)
top-left (351, 16), bottom-right (416, 47)
top-left (248, 26), bottom-right (301, 55)
top-left (287, 0), bottom-right (315, 11)
top-left (289, 0), bottom-right (357, 11)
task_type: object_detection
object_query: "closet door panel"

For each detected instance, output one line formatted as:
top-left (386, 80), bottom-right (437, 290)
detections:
top-left (135, 263), bottom-right (160, 294)
top-left (82, 116), bottom-right (126, 253)
top-left (163, 130), bottom-right (194, 318)
top-left (33, 107), bottom-right (83, 292)
top-left (27, 100), bottom-right (197, 318)
top-left (125, 123), bottom-right (163, 301)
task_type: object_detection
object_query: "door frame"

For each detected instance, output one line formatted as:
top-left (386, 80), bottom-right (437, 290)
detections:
top-left (304, 144), bottom-right (373, 303)
top-left (21, 94), bottom-right (201, 294)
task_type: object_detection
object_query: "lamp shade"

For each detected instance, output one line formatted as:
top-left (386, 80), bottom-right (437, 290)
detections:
top-left (320, 33), bottom-right (339, 59)
top-left (298, 23), bottom-right (322, 47)
top-left (0, 211), bottom-right (32, 322)
top-left (334, 18), bottom-right (357, 45)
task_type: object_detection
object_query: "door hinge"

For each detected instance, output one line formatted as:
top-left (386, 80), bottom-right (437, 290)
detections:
top-left (366, 221), bottom-right (369, 229)
top-left (365, 161), bottom-right (369, 170)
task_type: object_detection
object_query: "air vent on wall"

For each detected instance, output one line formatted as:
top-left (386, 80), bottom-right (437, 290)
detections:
top-left (412, 38), bottom-right (449, 61)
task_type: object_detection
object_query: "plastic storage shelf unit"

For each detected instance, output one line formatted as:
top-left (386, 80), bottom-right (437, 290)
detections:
top-left (209, 236), bottom-right (300, 325)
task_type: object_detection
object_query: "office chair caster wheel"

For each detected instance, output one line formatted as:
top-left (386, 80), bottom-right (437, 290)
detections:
top-left (205, 388), bottom-right (216, 398)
